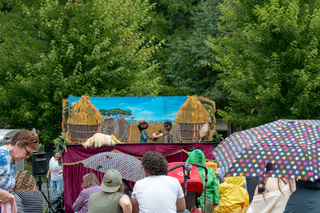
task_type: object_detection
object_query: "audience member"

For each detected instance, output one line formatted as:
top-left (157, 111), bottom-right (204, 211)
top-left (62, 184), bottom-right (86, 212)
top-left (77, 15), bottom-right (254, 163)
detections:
top-left (12, 171), bottom-right (43, 213)
top-left (247, 177), bottom-right (295, 213)
top-left (186, 149), bottom-right (219, 213)
top-left (88, 170), bottom-right (132, 213)
top-left (72, 173), bottom-right (101, 213)
top-left (0, 130), bottom-right (39, 204)
top-left (215, 176), bottom-right (249, 213)
top-left (131, 151), bottom-right (186, 213)
top-left (283, 179), bottom-right (319, 213)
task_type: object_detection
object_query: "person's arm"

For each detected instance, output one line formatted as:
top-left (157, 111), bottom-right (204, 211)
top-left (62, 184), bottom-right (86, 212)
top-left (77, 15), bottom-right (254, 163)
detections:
top-left (46, 168), bottom-right (51, 178)
top-left (212, 172), bottom-right (220, 205)
top-left (14, 193), bottom-right (24, 213)
top-left (176, 197), bottom-right (186, 212)
top-left (0, 189), bottom-right (14, 203)
top-left (146, 136), bottom-right (156, 141)
top-left (72, 190), bottom-right (86, 212)
top-left (119, 194), bottom-right (132, 213)
top-left (131, 197), bottom-right (139, 213)
top-left (141, 130), bottom-right (155, 141)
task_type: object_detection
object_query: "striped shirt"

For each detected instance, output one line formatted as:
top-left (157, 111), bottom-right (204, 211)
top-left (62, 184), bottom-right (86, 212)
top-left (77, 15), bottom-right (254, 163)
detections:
top-left (14, 191), bottom-right (44, 213)
top-left (0, 145), bottom-right (15, 191)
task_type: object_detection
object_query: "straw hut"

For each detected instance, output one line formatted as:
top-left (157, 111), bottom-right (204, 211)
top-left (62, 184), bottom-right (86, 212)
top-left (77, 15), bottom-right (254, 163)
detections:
top-left (67, 96), bottom-right (104, 144)
top-left (174, 96), bottom-right (213, 142)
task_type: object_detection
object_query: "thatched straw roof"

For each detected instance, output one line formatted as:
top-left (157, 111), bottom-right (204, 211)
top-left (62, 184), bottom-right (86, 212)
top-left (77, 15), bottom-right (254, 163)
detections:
top-left (174, 96), bottom-right (210, 124)
top-left (67, 96), bottom-right (104, 125)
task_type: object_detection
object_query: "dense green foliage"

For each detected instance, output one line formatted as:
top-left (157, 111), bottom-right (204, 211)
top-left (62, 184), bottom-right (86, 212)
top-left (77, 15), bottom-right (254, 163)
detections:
top-left (0, 0), bottom-right (162, 143)
top-left (165, 0), bottom-right (221, 95)
top-left (1, 0), bottom-right (320, 142)
top-left (208, 0), bottom-right (320, 128)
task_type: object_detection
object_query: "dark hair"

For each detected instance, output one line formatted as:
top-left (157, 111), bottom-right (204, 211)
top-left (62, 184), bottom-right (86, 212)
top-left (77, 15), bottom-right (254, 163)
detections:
top-left (11, 130), bottom-right (39, 150)
top-left (137, 123), bottom-right (148, 132)
top-left (164, 121), bottom-right (172, 127)
top-left (141, 151), bottom-right (168, 176)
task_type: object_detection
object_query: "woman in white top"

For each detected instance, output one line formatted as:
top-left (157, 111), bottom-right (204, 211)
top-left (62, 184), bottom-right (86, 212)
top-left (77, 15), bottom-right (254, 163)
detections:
top-left (46, 151), bottom-right (63, 199)
top-left (247, 177), bottom-right (296, 213)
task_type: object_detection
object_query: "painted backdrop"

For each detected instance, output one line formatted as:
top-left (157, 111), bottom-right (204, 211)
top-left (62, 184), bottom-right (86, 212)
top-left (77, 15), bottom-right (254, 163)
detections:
top-left (62, 96), bottom-right (216, 143)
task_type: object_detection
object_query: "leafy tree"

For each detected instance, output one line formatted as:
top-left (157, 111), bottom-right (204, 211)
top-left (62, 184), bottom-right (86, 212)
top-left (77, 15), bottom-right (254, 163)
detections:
top-left (143, 0), bottom-right (204, 95)
top-left (0, 0), bottom-right (162, 143)
top-left (146, 0), bottom-right (201, 42)
top-left (0, 0), bottom-right (14, 13)
top-left (208, 0), bottom-right (320, 128)
top-left (165, 0), bottom-right (222, 95)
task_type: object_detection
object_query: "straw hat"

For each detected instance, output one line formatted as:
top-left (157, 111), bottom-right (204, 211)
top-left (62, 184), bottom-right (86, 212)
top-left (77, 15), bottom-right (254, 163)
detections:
top-left (138, 119), bottom-right (148, 124)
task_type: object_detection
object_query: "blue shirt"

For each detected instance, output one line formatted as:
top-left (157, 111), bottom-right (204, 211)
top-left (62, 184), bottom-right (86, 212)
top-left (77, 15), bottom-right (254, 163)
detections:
top-left (0, 145), bottom-right (16, 191)
top-left (139, 130), bottom-right (149, 143)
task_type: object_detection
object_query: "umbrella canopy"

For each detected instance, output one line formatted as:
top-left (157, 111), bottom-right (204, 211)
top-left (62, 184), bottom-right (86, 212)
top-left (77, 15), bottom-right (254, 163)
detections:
top-left (82, 152), bottom-right (145, 182)
top-left (213, 119), bottom-right (320, 181)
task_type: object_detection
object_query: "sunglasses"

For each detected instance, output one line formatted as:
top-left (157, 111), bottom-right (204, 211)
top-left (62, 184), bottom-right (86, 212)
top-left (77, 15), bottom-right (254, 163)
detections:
top-left (24, 147), bottom-right (32, 156)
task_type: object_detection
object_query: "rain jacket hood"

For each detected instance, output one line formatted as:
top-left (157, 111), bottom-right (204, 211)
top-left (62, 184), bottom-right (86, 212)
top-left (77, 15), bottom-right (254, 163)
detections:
top-left (216, 176), bottom-right (249, 213)
top-left (186, 149), bottom-right (219, 209)
top-left (225, 176), bottom-right (246, 187)
top-left (186, 148), bottom-right (206, 165)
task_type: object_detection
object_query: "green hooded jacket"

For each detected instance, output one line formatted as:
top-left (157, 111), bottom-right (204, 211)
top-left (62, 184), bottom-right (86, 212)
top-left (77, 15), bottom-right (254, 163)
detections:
top-left (186, 149), bottom-right (219, 210)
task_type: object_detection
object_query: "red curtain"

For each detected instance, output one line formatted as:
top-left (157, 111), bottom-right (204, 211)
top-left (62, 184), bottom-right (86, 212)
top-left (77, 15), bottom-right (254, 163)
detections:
top-left (62, 143), bottom-right (215, 213)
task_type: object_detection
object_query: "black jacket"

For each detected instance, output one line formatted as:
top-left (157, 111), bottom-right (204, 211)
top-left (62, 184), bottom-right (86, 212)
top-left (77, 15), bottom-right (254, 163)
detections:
top-left (284, 179), bottom-right (320, 213)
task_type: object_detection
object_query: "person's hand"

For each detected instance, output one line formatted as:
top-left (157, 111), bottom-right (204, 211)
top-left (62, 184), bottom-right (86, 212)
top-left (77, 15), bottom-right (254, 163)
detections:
top-left (0, 189), bottom-right (14, 203)
top-left (58, 171), bottom-right (63, 174)
top-left (46, 174), bottom-right (49, 179)
top-left (151, 137), bottom-right (157, 141)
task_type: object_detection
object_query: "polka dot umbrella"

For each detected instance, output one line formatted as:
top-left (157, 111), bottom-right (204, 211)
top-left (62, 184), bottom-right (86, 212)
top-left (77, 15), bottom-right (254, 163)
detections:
top-left (213, 119), bottom-right (320, 181)
top-left (82, 152), bottom-right (145, 182)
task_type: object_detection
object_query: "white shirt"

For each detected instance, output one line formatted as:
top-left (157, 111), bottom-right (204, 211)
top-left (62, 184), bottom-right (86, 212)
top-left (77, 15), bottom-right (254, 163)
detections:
top-left (49, 157), bottom-right (63, 181)
top-left (131, 175), bottom-right (184, 213)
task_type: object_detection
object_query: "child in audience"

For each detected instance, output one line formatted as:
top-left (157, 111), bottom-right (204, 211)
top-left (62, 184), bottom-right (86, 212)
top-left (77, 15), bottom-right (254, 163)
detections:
top-left (12, 171), bottom-right (43, 213)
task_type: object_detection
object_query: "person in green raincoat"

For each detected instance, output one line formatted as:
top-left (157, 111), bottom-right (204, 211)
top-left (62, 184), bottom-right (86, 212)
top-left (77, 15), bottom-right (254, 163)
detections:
top-left (186, 149), bottom-right (219, 212)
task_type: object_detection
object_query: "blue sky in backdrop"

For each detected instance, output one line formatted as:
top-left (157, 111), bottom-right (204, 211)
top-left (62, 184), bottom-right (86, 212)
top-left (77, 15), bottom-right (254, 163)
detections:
top-left (67, 96), bottom-right (188, 123)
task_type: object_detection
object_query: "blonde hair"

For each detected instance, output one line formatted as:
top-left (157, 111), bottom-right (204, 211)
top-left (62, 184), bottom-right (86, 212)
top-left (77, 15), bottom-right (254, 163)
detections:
top-left (12, 171), bottom-right (37, 192)
top-left (82, 173), bottom-right (100, 189)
